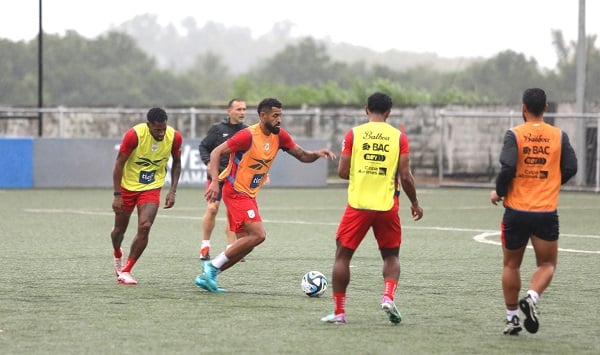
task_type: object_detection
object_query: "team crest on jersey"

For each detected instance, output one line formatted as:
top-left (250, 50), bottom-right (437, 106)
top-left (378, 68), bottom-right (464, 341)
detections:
top-left (264, 143), bottom-right (270, 151)
top-left (247, 209), bottom-right (256, 218)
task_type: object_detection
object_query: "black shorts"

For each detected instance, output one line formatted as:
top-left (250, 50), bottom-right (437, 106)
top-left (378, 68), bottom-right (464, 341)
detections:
top-left (501, 208), bottom-right (559, 250)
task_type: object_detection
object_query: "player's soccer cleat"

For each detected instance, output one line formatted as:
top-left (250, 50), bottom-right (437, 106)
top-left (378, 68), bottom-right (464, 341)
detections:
top-left (199, 246), bottom-right (211, 260)
top-left (519, 295), bottom-right (539, 333)
top-left (503, 315), bottom-right (523, 335)
top-left (117, 272), bottom-right (137, 285)
top-left (113, 248), bottom-right (123, 276)
top-left (194, 274), bottom-right (225, 293)
top-left (321, 312), bottom-right (346, 324)
top-left (200, 261), bottom-right (221, 292)
top-left (381, 296), bottom-right (402, 324)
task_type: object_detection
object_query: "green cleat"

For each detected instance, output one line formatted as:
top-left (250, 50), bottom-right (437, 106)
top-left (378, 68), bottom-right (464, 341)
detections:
top-left (381, 297), bottom-right (402, 324)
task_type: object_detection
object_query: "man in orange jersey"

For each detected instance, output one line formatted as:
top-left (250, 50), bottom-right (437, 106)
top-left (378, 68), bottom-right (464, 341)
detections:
top-left (195, 98), bottom-right (336, 292)
top-left (111, 107), bottom-right (182, 285)
top-left (491, 88), bottom-right (577, 335)
top-left (321, 92), bottom-right (423, 325)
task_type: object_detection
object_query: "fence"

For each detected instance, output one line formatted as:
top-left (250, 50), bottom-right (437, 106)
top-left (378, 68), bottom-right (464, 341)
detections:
top-left (1, 106), bottom-right (599, 191)
top-left (438, 110), bottom-right (600, 192)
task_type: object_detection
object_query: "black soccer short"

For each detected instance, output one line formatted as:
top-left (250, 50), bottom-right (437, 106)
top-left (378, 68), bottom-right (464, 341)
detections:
top-left (501, 207), bottom-right (559, 250)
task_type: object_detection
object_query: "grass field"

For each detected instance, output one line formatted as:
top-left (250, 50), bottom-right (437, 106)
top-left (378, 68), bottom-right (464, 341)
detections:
top-left (1, 186), bottom-right (599, 354)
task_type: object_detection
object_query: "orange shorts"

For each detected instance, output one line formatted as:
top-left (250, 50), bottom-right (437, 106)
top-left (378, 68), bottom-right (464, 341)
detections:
top-left (336, 197), bottom-right (401, 250)
top-left (120, 188), bottom-right (161, 212)
top-left (222, 182), bottom-right (262, 233)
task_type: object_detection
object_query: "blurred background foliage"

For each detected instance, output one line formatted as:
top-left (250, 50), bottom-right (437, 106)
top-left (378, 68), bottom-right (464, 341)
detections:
top-left (1, 15), bottom-right (598, 107)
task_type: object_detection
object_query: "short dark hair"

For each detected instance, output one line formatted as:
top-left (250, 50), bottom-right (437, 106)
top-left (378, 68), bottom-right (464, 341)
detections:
top-left (257, 98), bottom-right (282, 114)
top-left (367, 92), bottom-right (392, 114)
top-left (227, 98), bottom-right (244, 108)
top-left (147, 107), bottom-right (168, 123)
top-left (522, 88), bottom-right (546, 116)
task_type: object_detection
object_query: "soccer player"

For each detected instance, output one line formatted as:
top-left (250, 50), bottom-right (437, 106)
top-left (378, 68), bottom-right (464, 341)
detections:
top-left (490, 88), bottom-right (577, 335)
top-left (110, 107), bottom-right (183, 285)
top-left (194, 97), bottom-right (336, 292)
top-left (321, 92), bottom-right (423, 324)
top-left (198, 99), bottom-right (248, 260)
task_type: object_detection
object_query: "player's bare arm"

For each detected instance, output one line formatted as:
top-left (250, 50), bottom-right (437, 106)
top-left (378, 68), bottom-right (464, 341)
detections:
top-left (164, 154), bottom-right (181, 209)
top-left (205, 141), bottom-right (230, 202)
top-left (112, 152), bottom-right (129, 213)
top-left (398, 153), bottom-right (423, 221)
top-left (338, 153), bottom-right (350, 180)
top-left (287, 145), bottom-right (337, 162)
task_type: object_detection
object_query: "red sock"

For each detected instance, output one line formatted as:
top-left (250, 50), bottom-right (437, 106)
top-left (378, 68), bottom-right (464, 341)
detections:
top-left (113, 248), bottom-right (123, 258)
top-left (120, 258), bottom-right (136, 273)
top-left (383, 279), bottom-right (398, 300)
top-left (333, 293), bottom-right (346, 315)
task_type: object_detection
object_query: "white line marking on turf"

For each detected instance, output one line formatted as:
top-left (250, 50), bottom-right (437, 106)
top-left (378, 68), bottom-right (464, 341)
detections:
top-left (24, 208), bottom-right (600, 254)
top-left (473, 231), bottom-right (600, 254)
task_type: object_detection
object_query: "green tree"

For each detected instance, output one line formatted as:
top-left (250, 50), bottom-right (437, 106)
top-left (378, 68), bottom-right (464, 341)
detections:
top-left (252, 37), bottom-right (348, 87)
top-left (184, 51), bottom-right (232, 104)
top-left (453, 50), bottom-right (548, 103)
top-left (0, 39), bottom-right (38, 106)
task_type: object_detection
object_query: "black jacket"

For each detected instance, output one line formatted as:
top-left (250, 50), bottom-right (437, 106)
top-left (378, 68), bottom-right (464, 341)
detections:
top-left (199, 118), bottom-right (247, 175)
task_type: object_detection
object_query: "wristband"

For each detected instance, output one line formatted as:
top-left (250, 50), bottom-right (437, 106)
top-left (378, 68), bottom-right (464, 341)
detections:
top-left (113, 191), bottom-right (122, 196)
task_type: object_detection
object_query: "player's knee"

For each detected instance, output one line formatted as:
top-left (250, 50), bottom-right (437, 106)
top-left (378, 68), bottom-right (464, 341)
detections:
top-left (204, 205), bottom-right (219, 217)
top-left (250, 232), bottom-right (266, 246)
top-left (538, 260), bottom-right (556, 270)
top-left (139, 220), bottom-right (153, 233)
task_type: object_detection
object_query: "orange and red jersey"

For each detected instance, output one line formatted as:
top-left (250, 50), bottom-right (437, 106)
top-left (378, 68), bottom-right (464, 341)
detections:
top-left (219, 124), bottom-right (296, 198)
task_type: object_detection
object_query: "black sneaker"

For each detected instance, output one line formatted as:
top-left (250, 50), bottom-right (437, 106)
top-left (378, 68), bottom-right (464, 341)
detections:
top-left (519, 295), bottom-right (539, 333)
top-left (503, 315), bottom-right (522, 335)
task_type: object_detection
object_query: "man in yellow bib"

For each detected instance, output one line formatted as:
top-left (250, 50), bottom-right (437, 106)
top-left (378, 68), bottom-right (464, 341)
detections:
top-left (491, 88), bottom-right (577, 335)
top-left (321, 92), bottom-right (423, 324)
top-left (110, 107), bottom-right (182, 285)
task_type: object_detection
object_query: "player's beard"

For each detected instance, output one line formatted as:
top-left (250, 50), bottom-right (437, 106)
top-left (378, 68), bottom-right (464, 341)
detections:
top-left (265, 122), bottom-right (280, 134)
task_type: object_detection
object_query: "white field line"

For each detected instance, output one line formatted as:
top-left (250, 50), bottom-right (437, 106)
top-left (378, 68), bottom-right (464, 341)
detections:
top-left (24, 208), bottom-right (600, 254)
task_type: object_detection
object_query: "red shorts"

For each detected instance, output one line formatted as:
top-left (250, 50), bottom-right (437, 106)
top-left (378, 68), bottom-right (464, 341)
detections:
top-left (336, 198), bottom-right (401, 250)
top-left (222, 182), bottom-right (262, 233)
top-left (120, 188), bottom-right (161, 212)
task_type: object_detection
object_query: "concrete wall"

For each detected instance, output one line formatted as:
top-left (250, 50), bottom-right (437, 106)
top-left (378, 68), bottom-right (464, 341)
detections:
top-left (2, 103), bottom-right (598, 186)
top-left (1, 137), bottom-right (329, 188)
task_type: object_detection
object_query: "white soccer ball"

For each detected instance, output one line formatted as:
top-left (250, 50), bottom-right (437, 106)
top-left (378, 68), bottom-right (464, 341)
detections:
top-left (301, 271), bottom-right (328, 297)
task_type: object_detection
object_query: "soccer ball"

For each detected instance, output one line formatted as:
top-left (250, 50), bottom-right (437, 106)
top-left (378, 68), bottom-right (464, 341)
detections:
top-left (301, 271), bottom-right (328, 297)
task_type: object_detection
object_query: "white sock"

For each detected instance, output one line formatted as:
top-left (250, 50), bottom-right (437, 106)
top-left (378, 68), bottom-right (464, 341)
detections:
top-left (211, 252), bottom-right (229, 269)
top-left (506, 309), bottom-right (519, 321)
top-left (201, 240), bottom-right (210, 248)
top-left (527, 290), bottom-right (539, 303)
